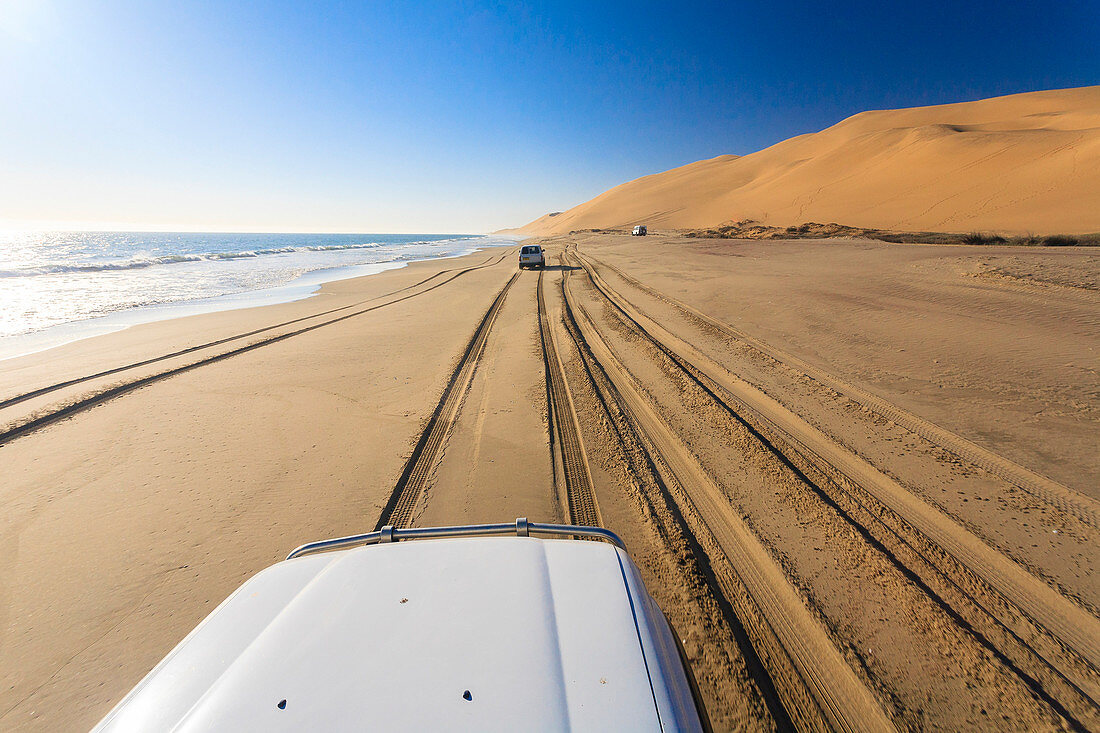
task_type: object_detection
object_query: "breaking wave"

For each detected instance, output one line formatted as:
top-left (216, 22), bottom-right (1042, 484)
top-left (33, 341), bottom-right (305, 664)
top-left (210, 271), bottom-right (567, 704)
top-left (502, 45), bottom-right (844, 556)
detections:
top-left (0, 231), bottom-right (515, 347)
top-left (0, 241), bottom-right (413, 278)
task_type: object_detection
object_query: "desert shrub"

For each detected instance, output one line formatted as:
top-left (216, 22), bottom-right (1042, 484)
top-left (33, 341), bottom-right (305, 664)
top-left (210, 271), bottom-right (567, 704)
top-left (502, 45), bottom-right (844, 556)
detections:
top-left (1042, 235), bottom-right (1078, 246)
top-left (962, 232), bottom-right (1007, 245)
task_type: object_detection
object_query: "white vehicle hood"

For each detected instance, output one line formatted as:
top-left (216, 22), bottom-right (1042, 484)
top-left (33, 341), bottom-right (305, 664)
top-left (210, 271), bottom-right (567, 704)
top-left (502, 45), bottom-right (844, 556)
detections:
top-left (94, 537), bottom-right (689, 731)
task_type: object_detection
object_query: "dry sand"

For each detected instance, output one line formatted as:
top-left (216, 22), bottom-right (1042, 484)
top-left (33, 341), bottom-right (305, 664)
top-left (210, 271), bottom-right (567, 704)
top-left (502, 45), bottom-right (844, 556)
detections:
top-left (2, 235), bottom-right (1098, 731)
top-left (514, 86), bottom-right (1100, 236)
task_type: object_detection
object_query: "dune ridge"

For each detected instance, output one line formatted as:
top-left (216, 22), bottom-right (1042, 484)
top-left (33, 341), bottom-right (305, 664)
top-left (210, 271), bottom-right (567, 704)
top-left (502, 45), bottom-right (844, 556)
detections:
top-left (514, 86), bottom-right (1100, 236)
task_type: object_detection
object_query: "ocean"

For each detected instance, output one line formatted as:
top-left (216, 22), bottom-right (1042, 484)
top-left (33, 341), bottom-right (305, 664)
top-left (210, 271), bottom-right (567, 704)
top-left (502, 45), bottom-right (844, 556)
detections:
top-left (0, 231), bottom-right (517, 360)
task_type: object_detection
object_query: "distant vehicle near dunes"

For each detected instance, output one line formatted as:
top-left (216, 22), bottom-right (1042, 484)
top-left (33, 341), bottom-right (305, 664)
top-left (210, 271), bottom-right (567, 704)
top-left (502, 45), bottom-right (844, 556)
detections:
top-left (519, 244), bottom-right (545, 269)
top-left (632, 225), bottom-right (647, 236)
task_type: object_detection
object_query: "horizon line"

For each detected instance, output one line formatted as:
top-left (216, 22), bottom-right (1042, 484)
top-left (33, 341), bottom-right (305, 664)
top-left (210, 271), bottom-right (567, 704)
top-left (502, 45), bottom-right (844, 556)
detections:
top-left (0, 221), bottom-right (492, 236)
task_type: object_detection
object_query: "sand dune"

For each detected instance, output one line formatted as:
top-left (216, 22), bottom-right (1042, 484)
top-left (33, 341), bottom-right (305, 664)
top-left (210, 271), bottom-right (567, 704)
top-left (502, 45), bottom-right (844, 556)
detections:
top-left (514, 86), bottom-right (1100, 235)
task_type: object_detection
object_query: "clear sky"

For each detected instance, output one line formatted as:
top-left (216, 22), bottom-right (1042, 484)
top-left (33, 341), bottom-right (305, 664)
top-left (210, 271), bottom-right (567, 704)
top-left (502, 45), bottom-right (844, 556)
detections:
top-left (1, 0), bottom-right (1097, 233)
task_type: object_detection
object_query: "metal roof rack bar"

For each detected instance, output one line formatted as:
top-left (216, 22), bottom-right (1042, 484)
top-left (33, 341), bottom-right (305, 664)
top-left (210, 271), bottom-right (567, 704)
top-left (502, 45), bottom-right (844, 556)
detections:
top-left (286, 518), bottom-right (625, 560)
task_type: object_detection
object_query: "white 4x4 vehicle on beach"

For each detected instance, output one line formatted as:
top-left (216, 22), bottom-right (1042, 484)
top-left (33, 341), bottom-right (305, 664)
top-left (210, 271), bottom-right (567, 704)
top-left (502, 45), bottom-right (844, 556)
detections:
top-left (519, 244), bottom-right (545, 269)
top-left (93, 520), bottom-right (710, 732)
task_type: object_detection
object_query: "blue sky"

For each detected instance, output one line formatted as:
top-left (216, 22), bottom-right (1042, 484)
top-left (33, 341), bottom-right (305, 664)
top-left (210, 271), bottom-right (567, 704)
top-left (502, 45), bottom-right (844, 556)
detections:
top-left (1, 0), bottom-right (1096, 233)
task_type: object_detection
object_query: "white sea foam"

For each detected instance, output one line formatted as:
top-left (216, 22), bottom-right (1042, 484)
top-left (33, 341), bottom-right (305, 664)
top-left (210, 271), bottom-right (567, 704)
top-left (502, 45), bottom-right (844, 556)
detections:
top-left (0, 231), bottom-right (517, 359)
top-left (0, 241), bottom-right (405, 277)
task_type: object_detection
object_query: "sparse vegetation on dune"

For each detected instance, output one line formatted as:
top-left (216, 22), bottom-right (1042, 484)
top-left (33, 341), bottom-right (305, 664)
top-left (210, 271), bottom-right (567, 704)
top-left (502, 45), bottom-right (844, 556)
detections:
top-left (563, 223), bottom-right (1099, 246)
top-left (961, 232), bottom-right (1007, 245)
top-left (679, 221), bottom-right (1099, 246)
top-left (1042, 234), bottom-right (1082, 246)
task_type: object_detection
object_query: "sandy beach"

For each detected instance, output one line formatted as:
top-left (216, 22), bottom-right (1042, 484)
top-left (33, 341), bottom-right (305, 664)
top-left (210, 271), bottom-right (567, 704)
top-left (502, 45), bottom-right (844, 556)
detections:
top-left (2, 234), bottom-right (1097, 731)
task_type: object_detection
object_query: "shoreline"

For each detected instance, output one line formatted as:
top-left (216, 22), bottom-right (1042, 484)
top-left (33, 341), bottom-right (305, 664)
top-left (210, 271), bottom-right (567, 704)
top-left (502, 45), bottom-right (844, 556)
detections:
top-left (0, 246), bottom-right (516, 408)
top-left (0, 245), bottom-right (526, 730)
top-left (0, 239), bottom-right (516, 363)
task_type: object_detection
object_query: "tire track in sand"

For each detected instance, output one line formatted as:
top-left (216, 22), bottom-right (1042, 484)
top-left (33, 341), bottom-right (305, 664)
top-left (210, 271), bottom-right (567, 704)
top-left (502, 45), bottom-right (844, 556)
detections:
top-left (536, 268), bottom-right (601, 527)
top-left (374, 272), bottom-right (519, 530)
top-left (561, 261), bottom-right (896, 733)
top-left (583, 253), bottom-right (1100, 530)
top-left (574, 249), bottom-right (1100, 724)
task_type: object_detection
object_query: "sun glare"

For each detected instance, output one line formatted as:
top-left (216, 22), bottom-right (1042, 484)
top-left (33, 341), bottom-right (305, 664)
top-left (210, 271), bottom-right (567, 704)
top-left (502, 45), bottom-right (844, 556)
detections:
top-left (0, 0), bottom-right (50, 42)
